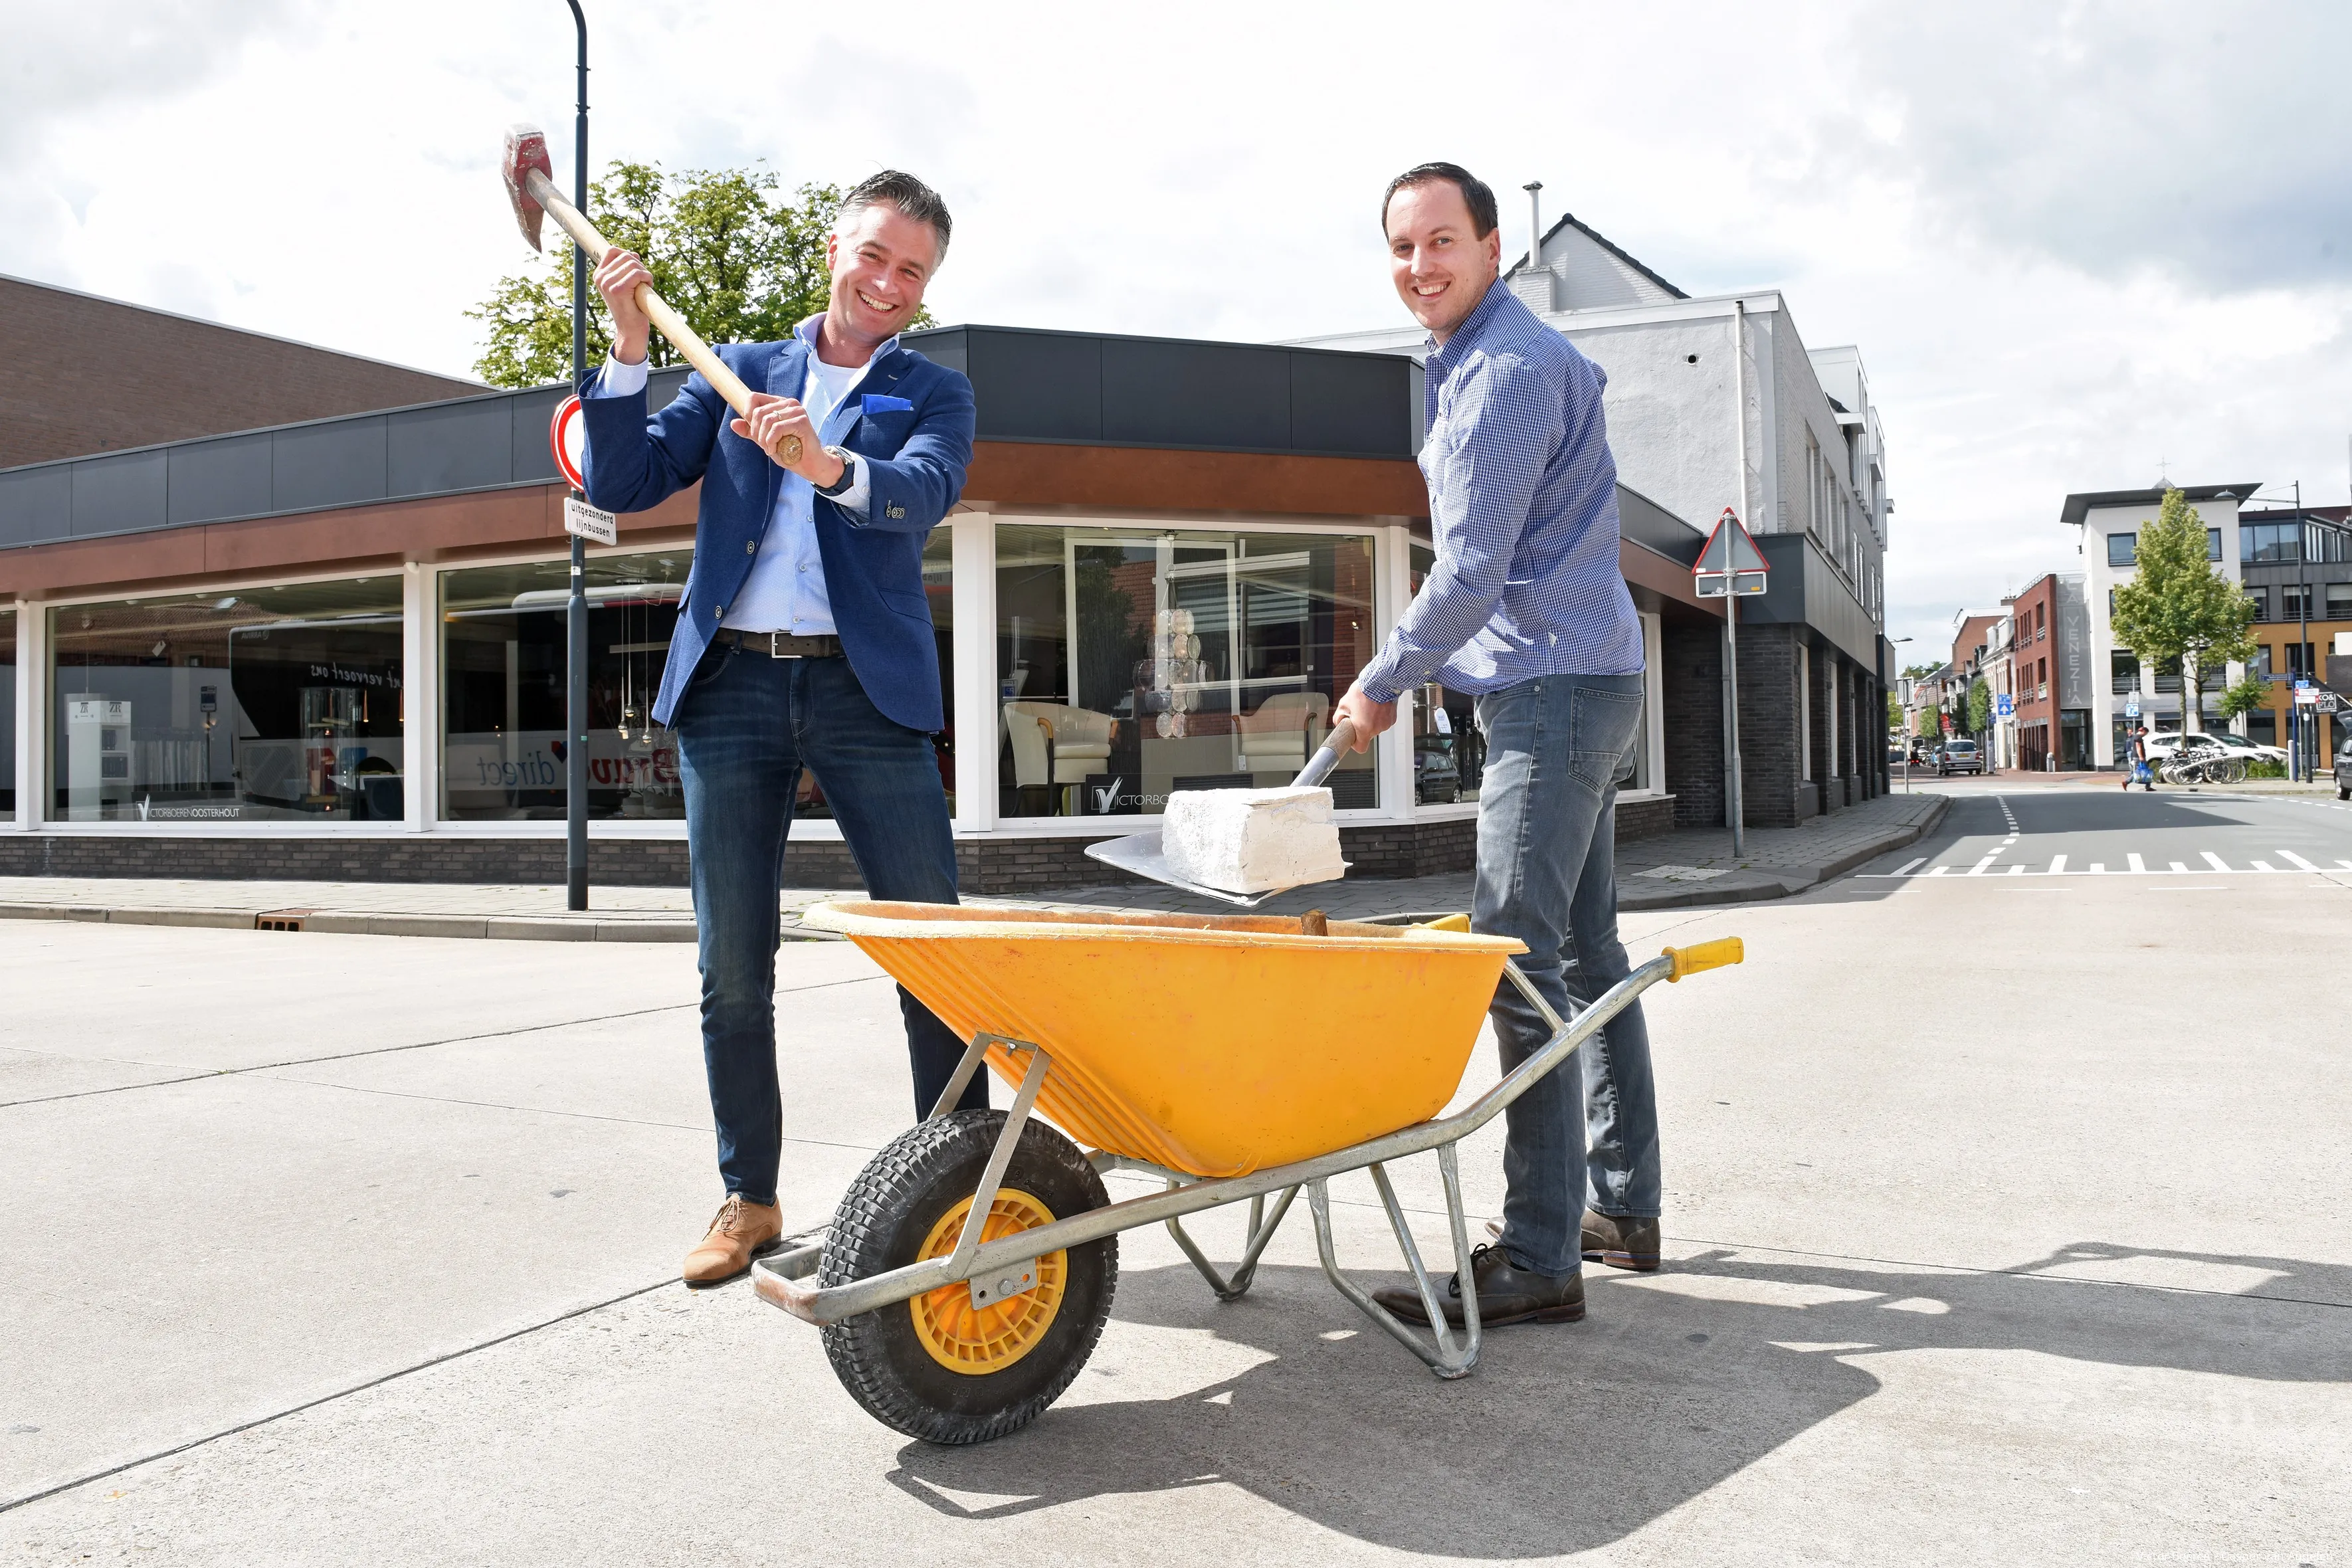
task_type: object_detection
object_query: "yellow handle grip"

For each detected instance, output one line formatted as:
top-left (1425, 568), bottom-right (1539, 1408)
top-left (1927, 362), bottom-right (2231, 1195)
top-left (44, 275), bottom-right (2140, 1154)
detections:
top-left (1663, 937), bottom-right (1743, 981)
top-left (1415, 913), bottom-right (1472, 933)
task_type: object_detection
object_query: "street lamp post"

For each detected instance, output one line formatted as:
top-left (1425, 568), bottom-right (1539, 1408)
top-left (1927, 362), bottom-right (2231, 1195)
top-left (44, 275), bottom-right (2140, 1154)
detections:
top-left (564, 0), bottom-right (590, 911)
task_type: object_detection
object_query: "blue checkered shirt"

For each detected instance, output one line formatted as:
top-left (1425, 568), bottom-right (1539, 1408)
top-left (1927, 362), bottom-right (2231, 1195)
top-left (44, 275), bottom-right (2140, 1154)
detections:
top-left (1357, 282), bottom-right (1645, 704)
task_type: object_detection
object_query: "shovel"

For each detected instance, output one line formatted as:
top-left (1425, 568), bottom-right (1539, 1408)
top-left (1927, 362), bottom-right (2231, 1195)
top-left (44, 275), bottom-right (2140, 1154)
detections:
top-left (1083, 718), bottom-right (1360, 907)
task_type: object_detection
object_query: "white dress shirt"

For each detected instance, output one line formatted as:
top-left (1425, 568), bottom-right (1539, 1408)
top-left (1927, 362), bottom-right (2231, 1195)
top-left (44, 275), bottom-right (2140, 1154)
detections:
top-left (593, 314), bottom-right (887, 634)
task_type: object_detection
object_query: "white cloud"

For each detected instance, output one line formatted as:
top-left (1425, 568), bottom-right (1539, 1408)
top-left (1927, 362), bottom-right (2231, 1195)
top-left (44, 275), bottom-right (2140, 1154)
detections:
top-left (5, 0), bottom-right (2347, 660)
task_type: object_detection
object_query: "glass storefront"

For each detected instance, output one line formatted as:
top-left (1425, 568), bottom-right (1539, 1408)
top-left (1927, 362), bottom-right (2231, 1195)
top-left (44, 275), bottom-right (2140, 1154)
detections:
top-left (1407, 542), bottom-right (1485, 805)
top-left (0, 609), bottom-right (15, 818)
top-left (50, 579), bottom-right (405, 823)
top-left (441, 538), bottom-right (954, 822)
top-left (995, 524), bottom-right (1379, 817)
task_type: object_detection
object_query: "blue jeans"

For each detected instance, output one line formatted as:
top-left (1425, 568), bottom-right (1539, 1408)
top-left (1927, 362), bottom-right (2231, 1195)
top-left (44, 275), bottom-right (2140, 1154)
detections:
top-left (1474, 672), bottom-right (1660, 1278)
top-left (671, 644), bottom-right (984, 1207)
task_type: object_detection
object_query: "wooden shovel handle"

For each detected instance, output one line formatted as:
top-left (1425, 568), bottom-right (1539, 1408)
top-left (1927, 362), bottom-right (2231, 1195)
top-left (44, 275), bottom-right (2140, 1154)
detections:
top-left (524, 169), bottom-right (794, 458)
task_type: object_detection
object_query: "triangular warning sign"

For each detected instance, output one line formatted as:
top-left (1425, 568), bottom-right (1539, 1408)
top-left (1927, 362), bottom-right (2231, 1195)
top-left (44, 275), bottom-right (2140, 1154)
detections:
top-left (1694, 508), bottom-right (1769, 597)
top-left (1694, 508), bottom-right (1769, 575)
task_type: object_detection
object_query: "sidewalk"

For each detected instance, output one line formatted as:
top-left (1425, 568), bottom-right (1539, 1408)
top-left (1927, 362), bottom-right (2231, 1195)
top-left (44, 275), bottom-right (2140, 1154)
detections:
top-left (0, 792), bottom-right (1948, 941)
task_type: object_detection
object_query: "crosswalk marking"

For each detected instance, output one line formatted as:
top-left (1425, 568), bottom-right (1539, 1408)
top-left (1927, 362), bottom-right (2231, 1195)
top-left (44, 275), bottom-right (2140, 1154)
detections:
top-left (2252, 858), bottom-right (2276, 871)
top-left (2128, 854), bottom-right (2147, 873)
top-left (1868, 851), bottom-right (2352, 880)
top-left (2009, 864), bottom-right (2025, 875)
top-left (2048, 854), bottom-right (2067, 874)
top-left (2202, 852), bottom-right (2230, 872)
top-left (2169, 861), bottom-right (2188, 872)
top-left (1894, 856), bottom-right (1925, 875)
top-left (2090, 862), bottom-right (2106, 873)
top-left (2279, 850), bottom-right (2323, 872)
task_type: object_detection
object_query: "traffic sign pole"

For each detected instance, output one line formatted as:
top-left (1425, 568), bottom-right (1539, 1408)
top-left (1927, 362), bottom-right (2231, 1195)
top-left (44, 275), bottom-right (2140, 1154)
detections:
top-left (1694, 508), bottom-right (1769, 855)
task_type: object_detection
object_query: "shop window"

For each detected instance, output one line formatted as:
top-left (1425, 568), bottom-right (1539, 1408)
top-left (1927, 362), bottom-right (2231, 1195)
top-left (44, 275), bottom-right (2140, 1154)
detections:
top-left (994, 524), bottom-right (1377, 818)
top-left (440, 543), bottom-right (955, 823)
top-left (1409, 541), bottom-right (1490, 804)
top-left (2247, 710), bottom-right (2278, 746)
top-left (2110, 651), bottom-right (2139, 694)
top-left (51, 578), bottom-right (403, 823)
top-left (0, 609), bottom-right (15, 819)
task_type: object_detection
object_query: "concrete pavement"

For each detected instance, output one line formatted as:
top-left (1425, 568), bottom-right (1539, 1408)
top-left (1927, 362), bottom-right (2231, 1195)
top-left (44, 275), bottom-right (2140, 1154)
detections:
top-left (2, 795), bottom-right (2348, 1563)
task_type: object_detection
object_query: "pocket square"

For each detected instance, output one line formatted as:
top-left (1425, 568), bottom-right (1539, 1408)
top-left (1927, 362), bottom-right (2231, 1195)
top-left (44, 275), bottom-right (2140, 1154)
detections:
top-left (861, 393), bottom-right (915, 415)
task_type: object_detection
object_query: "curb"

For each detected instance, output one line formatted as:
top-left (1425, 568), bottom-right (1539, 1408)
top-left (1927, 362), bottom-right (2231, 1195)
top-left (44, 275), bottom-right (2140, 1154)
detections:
top-left (0, 902), bottom-right (702, 943)
top-left (1620, 795), bottom-right (1952, 912)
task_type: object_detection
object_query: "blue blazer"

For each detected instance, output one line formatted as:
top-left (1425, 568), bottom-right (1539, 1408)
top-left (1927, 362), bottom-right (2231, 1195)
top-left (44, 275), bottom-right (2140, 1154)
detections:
top-left (579, 338), bottom-right (975, 733)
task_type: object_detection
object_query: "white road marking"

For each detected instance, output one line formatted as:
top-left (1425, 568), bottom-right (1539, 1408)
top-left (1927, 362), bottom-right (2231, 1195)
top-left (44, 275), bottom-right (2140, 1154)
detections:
top-left (1929, 866), bottom-right (1951, 876)
top-left (2090, 862), bottom-right (2106, 874)
top-left (2128, 854), bottom-right (2147, 873)
top-left (2201, 852), bottom-right (2231, 872)
top-left (2048, 854), bottom-right (2068, 874)
top-left (2278, 850), bottom-right (2323, 872)
top-left (2339, 860), bottom-right (2352, 870)
top-left (2252, 859), bottom-right (2277, 871)
top-left (1894, 857), bottom-right (1925, 875)
top-left (2008, 864), bottom-right (2026, 875)
top-left (2169, 861), bottom-right (2189, 872)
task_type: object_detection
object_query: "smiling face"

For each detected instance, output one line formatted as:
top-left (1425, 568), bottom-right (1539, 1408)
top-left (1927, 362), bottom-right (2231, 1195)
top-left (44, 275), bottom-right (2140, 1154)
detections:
top-left (1385, 179), bottom-right (1501, 344)
top-left (823, 201), bottom-right (941, 357)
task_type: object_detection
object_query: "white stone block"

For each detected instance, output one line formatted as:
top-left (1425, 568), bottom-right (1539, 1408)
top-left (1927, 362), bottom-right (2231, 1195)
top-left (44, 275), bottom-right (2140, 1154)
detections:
top-left (1159, 785), bottom-right (1347, 896)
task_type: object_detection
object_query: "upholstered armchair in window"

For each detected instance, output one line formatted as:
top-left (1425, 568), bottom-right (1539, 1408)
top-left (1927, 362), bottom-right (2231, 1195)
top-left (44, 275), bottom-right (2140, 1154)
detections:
top-left (1003, 702), bottom-right (1118, 813)
top-left (1236, 692), bottom-right (1329, 775)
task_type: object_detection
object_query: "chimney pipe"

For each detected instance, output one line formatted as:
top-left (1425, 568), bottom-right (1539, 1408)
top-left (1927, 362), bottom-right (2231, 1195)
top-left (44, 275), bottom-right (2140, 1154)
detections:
top-left (1522, 181), bottom-right (1543, 275)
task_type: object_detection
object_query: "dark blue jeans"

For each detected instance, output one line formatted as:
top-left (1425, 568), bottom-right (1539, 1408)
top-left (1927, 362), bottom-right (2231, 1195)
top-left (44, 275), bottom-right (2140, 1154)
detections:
top-left (1474, 672), bottom-right (1659, 1278)
top-left (671, 644), bottom-right (983, 1207)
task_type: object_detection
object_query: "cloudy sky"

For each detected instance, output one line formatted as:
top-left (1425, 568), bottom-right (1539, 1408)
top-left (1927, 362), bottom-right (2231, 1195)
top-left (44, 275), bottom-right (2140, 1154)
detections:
top-left (6, 0), bottom-right (2347, 659)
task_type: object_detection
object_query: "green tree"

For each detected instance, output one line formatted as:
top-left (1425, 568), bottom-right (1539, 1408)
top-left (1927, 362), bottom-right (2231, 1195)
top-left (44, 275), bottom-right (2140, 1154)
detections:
top-left (1966, 676), bottom-right (1991, 734)
top-left (2109, 488), bottom-right (2257, 735)
top-left (2216, 670), bottom-right (2272, 724)
top-left (1901, 662), bottom-right (1937, 680)
top-left (468, 161), bottom-right (931, 388)
top-left (1887, 691), bottom-right (1905, 732)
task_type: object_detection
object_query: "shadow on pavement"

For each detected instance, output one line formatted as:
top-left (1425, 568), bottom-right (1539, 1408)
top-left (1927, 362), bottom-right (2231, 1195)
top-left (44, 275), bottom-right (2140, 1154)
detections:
top-left (883, 1242), bottom-right (2351, 1555)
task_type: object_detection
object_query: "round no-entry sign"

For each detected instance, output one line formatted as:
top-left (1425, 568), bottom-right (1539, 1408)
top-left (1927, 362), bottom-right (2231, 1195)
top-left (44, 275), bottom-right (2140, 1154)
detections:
top-left (549, 395), bottom-right (586, 490)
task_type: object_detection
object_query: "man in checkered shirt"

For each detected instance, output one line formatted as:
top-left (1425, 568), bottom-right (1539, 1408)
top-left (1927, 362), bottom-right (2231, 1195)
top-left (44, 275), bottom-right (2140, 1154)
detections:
top-left (1340, 164), bottom-right (1662, 1332)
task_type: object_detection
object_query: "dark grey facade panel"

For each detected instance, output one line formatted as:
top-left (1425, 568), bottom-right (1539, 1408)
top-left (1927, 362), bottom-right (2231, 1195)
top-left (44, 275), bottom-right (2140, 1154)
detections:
top-left (1616, 486), bottom-right (1703, 565)
top-left (272, 415), bottom-right (387, 514)
top-left (167, 431), bottom-right (273, 526)
top-left (388, 401), bottom-right (510, 498)
top-left (1738, 533), bottom-right (1881, 668)
top-left (0, 465), bottom-right (70, 548)
top-left (905, 327), bottom-right (967, 377)
top-left (507, 387), bottom-right (569, 486)
top-left (69, 448), bottom-right (167, 538)
top-left (1288, 351), bottom-right (1411, 456)
top-left (970, 329), bottom-right (1104, 442)
top-left (1102, 339), bottom-right (1292, 450)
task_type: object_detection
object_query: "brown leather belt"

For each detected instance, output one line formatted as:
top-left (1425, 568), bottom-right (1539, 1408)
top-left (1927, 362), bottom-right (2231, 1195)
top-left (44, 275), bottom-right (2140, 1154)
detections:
top-left (717, 629), bottom-right (844, 659)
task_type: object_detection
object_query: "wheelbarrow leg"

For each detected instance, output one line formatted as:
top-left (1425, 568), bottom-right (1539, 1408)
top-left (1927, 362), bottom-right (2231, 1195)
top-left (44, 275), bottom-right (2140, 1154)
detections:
top-left (1306, 1143), bottom-right (1480, 1379)
top-left (1164, 1183), bottom-right (1300, 1302)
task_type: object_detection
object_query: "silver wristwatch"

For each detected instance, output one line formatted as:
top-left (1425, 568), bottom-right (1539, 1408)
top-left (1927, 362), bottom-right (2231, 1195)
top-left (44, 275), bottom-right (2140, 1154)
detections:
top-left (815, 446), bottom-right (857, 497)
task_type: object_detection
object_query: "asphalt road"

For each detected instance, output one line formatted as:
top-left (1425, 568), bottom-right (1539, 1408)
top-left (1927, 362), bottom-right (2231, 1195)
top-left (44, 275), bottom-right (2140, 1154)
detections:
top-left (1863, 776), bottom-right (2352, 883)
top-left (2, 819), bottom-right (2348, 1565)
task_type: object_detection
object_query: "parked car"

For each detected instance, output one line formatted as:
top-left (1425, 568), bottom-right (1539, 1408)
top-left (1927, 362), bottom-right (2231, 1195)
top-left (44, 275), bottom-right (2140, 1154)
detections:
top-left (1933, 739), bottom-right (1983, 775)
top-left (2337, 730), bottom-right (2350, 800)
top-left (1415, 736), bottom-right (1462, 805)
top-left (2145, 730), bottom-right (2288, 765)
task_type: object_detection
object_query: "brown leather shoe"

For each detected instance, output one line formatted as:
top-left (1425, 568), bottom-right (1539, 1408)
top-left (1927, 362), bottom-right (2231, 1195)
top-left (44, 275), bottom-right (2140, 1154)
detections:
top-left (1482, 1210), bottom-right (1664, 1272)
top-left (1371, 1243), bottom-right (1585, 1328)
top-left (682, 1195), bottom-right (784, 1286)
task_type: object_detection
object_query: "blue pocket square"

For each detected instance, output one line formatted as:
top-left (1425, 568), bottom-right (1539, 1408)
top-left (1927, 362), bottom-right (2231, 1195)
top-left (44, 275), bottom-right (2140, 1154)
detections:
top-left (861, 393), bottom-right (914, 415)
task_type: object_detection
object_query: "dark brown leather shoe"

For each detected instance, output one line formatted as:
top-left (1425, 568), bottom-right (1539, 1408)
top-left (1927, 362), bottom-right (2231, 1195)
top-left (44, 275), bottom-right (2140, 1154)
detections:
top-left (1483, 1209), bottom-right (1664, 1271)
top-left (682, 1195), bottom-right (784, 1286)
top-left (1582, 1209), bottom-right (1661, 1272)
top-left (1371, 1243), bottom-right (1585, 1328)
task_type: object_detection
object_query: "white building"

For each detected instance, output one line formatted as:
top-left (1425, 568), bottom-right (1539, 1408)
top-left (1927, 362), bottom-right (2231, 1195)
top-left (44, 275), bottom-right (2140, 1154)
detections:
top-left (2064, 482), bottom-right (2258, 765)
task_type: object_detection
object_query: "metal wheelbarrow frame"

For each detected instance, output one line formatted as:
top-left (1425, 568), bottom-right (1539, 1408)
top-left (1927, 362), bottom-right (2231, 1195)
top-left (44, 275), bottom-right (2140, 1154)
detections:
top-left (754, 937), bottom-right (1740, 1396)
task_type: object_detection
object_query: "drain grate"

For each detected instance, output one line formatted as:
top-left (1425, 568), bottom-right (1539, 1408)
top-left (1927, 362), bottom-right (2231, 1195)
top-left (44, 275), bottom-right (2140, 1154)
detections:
top-left (254, 910), bottom-right (315, 932)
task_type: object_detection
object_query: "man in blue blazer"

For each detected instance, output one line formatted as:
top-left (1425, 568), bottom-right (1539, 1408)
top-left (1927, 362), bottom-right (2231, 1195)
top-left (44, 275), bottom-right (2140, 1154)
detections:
top-left (580, 171), bottom-right (979, 1285)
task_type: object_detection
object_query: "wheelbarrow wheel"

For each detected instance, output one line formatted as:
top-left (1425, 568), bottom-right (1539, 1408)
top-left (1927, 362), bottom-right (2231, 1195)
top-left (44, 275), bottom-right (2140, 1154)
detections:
top-left (819, 1110), bottom-right (1117, 1445)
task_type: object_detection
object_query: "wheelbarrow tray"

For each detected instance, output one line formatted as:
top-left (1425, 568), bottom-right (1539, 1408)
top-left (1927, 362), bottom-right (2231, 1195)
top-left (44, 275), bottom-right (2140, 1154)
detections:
top-left (799, 900), bottom-right (1526, 1177)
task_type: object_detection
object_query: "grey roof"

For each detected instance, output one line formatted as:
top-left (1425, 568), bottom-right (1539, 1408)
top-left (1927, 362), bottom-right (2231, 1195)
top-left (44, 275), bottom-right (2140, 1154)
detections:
top-left (2058, 482), bottom-right (2262, 526)
top-left (1502, 213), bottom-right (1688, 302)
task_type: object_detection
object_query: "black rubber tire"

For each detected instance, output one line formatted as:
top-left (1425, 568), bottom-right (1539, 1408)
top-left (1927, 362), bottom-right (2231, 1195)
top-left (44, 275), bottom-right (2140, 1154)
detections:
top-left (818, 1111), bottom-right (1116, 1446)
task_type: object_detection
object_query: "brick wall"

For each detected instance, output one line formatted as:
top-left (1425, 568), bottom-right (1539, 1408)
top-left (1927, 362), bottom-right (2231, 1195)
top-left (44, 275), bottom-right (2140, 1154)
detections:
top-left (1662, 622), bottom-right (1725, 829)
top-left (0, 277), bottom-right (481, 469)
top-left (1736, 623), bottom-right (1804, 829)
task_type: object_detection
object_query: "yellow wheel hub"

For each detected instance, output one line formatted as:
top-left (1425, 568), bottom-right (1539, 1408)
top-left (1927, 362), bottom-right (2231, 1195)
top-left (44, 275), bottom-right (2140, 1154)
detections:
top-left (909, 1188), bottom-right (1065, 1375)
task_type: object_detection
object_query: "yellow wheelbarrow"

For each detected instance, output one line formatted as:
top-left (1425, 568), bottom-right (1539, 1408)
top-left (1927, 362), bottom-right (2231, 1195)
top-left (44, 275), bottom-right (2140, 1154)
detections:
top-left (754, 900), bottom-right (1742, 1445)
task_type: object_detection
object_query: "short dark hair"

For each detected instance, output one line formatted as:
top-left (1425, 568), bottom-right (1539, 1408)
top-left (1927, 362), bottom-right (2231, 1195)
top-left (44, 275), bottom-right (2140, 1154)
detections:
top-left (1381, 162), bottom-right (1499, 240)
top-left (838, 170), bottom-right (953, 266)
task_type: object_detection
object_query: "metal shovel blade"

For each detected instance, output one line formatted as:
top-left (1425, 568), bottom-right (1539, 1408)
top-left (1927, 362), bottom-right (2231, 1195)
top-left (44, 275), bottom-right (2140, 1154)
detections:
top-left (1081, 718), bottom-right (1360, 906)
